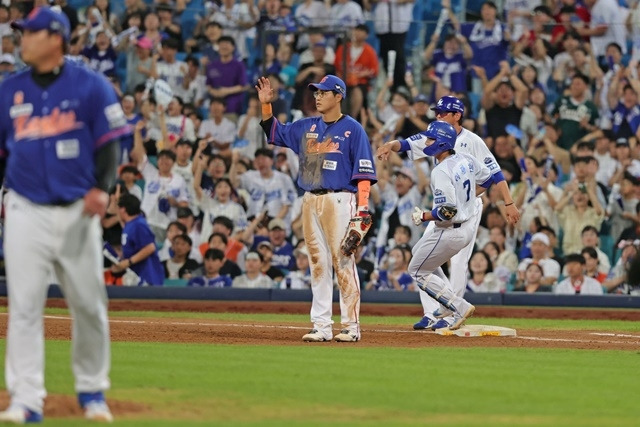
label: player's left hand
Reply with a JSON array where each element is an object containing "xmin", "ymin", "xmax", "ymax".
[
  {"xmin": 376, "ymin": 144, "xmax": 392, "ymax": 161},
  {"xmin": 340, "ymin": 211, "xmax": 372, "ymax": 257},
  {"xmin": 83, "ymin": 188, "xmax": 109, "ymax": 218},
  {"xmin": 505, "ymin": 203, "xmax": 520, "ymax": 224}
]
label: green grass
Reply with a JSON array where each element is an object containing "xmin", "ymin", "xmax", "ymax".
[
  {"xmin": 0, "ymin": 339, "xmax": 638, "ymax": 426},
  {"xmin": 1, "ymin": 309, "xmax": 640, "ymax": 426}
]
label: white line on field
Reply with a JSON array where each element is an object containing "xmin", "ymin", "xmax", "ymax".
[{"xmin": 33, "ymin": 314, "xmax": 640, "ymax": 345}]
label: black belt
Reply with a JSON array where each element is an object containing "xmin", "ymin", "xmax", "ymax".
[
  {"xmin": 453, "ymin": 223, "xmax": 461, "ymax": 229},
  {"xmin": 49, "ymin": 199, "xmax": 80, "ymax": 207},
  {"xmin": 309, "ymin": 189, "xmax": 353, "ymax": 195}
]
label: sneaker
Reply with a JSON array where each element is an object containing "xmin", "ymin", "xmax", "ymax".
[
  {"xmin": 0, "ymin": 404, "xmax": 43, "ymax": 424},
  {"xmin": 334, "ymin": 329, "xmax": 360, "ymax": 342},
  {"xmin": 302, "ymin": 329, "xmax": 332, "ymax": 342},
  {"xmin": 433, "ymin": 306, "xmax": 454, "ymax": 319},
  {"xmin": 413, "ymin": 316, "xmax": 436, "ymax": 330},
  {"xmin": 430, "ymin": 319, "xmax": 451, "ymax": 330},
  {"xmin": 449, "ymin": 304, "xmax": 475, "ymax": 331},
  {"xmin": 78, "ymin": 392, "xmax": 113, "ymax": 423}
]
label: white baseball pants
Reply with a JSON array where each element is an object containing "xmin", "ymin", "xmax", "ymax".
[
  {"xmin": 302, "ymin": 192, "xmax": 360, "ymax": 336},
  {"xmin": 3, "ymin": 191, "xmax": 111, "ymax": 413},
  {"xmin": 409, "ymin": 220, "xmax": 476, "ymax": 315}
]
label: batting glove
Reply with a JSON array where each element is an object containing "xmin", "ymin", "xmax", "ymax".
[{"xmin": 412, "ymin": 207, "xmax": 426, "ymax": 226}]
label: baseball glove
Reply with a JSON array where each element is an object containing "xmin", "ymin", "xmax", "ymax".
[
  {"xmin": 435, "ymin": 204, "xmax": 457, "ymax": 221},
  {"xmin": 340, "ymin": 211, "xmax": 373, "ymax": 257}
]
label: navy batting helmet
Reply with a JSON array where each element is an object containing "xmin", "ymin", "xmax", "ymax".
[
  {"xmin": 422, "ymin": 121, "xmax": 457, "ymax": 156},
  {"xmin": 431, "ymin": 95, "xmax": 465, "ymax": 115}
]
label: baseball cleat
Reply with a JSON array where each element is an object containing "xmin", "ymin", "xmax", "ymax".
[
  {"xmin": 302, "ymin": 329, "xmax": 332, "ymax": 342},
  {"xmin": 430, "ymin": 319, "xmax": 451, "ymax": 330},
  {"xmin": 449, "ymin": 304, "xmax": 475, "ymax": 331},
  {"xmin": 433, "ymin": 306, "xmax": 454, "ymax": 319},
  {"xmin": 413, "ymin": 316, "xmax": 436, "ymax": 330},
  {"xmin": 334, "ymin": 329, "xmax": 360, "ymax": 342},
  {"xmin": 78, "ymin": 392, "xmax": 113, "ymax": 423},
  {"xmin": 0, "ymin": 404, "xmax": 43, "ymax": 424}
]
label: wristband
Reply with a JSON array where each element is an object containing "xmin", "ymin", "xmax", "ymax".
[
  {"xmin": 261, "ymin": 103, "xmax": 273, "ymax": 117},
  {"xmin": 128, "ymin": 258, "xmax": 133, "ymax": 267}
]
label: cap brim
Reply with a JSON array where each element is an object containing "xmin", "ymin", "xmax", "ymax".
[
  {"xmin": 10, "ymin": 20, "xmax": 26, "ymax": 31},
  {"xmin": 308, "ymin": 83, "xmax": 331, "ymax": 92}
]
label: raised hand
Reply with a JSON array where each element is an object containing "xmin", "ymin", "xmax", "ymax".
[{"xmin": 255, "ymin": 76, "xmax": 274, "ymax": 104}]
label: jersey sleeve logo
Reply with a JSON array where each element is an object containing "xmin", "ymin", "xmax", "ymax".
[{"xmin": 484, "ymin": 157, "xmax": 492, "ymax": 164}]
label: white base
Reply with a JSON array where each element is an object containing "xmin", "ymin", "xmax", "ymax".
[{"xmin": 434, "ymin": 324, "xmax": 517, "ymax": 337}]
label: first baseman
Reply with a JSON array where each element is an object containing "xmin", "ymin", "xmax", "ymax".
[
  {"xmin": 0, "ymin": 7, "xmax": 129, "ymax": 423},
  {"xmin": 404, "ymin": 121, "xmax": 492, "ymax": 329},
  {"xmin": 377, "ymin": 96, "xmax": 520, "ymax": 329},
  {"xmin": 256, "ymin": 75, "xmax": 377, "ymax": 342}
]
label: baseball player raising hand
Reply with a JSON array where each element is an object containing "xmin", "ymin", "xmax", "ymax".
[
  {"xmin": 377, "ymin": 95, "xmax": 520, "ymax": 330},
  {"xmin": 256, "ymin": 75, "xmax": 377, "ymax": 342},
  {"xmin": 405, "ymin": 121, "xmax": 493, "ymax": 330},
  {"xmin": 0, "ymin": 7, "xmax": 128, "ymax": 423}
]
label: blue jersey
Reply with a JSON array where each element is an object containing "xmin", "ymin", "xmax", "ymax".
[
  {"xmin": 122, "ymin": 215, "xmax": 165, "ymax": 286},
  {"xmin": 188, "ymin": 275, "xmax": 232, "ymax": 287},
  {"xmin": 265, "ymin": 115, "xmax": 377, "ymax": 191},
  {"xmin": 0, "ymin": 61, "xmax": 130, "ymax": 204},
  {"xmin": 272, "ymin": 241, "xmax": 296, "ymax": 271}
]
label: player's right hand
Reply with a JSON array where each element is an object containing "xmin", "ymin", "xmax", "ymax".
[
  {"xmin": 83, "ymin": 188, "xmax": 109, "ymax": 218},
  {"xmin": 255, "ymin": 77, "xmax": 274, "ymax": 104},
  {"xmin": 412, "ymin": 207, "xmax": 425, "ymax": 226}
]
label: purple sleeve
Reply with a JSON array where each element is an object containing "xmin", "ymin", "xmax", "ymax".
[{"xmin": 90, "ymin": 74, "xmax": 131, "ymax": 148}]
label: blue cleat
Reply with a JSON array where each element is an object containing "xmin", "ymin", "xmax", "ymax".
[
  {"xmin": 0, "ymin": 404, "xmax": 43, "ymax": 423},
  {"xmin": 413, "ymin": 316, "xmax": 436, "ymax": 330},
  {"xmin": 431, "ymin": 319, "xmax": 451, "ymax": 330}
]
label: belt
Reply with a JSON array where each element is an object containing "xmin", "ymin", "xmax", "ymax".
[
  {"xmin": 48, "ymin": 199, "xmax": 80, "ymax": 207},
  {"xmin": 453, "ymin": 223, "xmax": 461, "ymax": 229},
  {"xmin": 309, "ymin": 189, "xmax": 353, "ymax": 195}
]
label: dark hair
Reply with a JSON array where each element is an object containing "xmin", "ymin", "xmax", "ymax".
[
  {"xmin": 580, "ymin": 246, "xmax": 599, "ymax": 261},
  {"xmin": 572, "ymin": 73, "xmax": 590, "ymax": 86},
  {"xmin": 394, "ymin": 225, "xmax": 412, "ymax": 238},
  {"xmin": 525, "ymin": 262, "xmax": 544, "ymax": 278},
  {"xmin": 564, "ymin": 253, "xmax": 586, "ymax": 265},
  {"xmin": 581, "ymin": 225, "xmax": 599, "ymax": 236},
  {"xmin": 207, "ymin": 154, "xmax": 226, "ymax": 167},
  {"xmin": 482, "ymin": 1, "xmax": 497, "ymax": 10},
  {"xmin": 172, "ymin": 233, "xmax": 193, "ymax": 247},
  {"xmin": 606, "ymin": 42, "xmax": 622, "ymax": 54},
  {"xmin": 354, "ymin": 23, "xmax": 369, "ymax": 33},
  {"xmin": 212, "ymin": 216, "xmax": 234, "ymax": 233},
  {"xmin": 204, "ymin": 248, "xmax": 225, "ymax": 261},
  {"xmin": 210, "ymin": 97, "xmax": 226, "ymax": 106},
  {"xmin": 538, "ymin": 225, "xmax": 556, "ymax": 237},
  {"xmin": 247, "ymin": 250, "xmax": 263, "ymax": 262},
  {"xmin": 208, "ymin": 231, "xmax": 228, "ymax": 245},
  {"xmin": 168, "ymin": 221, "xmax": 187, "ymax": 234},
  {"xmin": 218, "ymin": 35, "xmax": 236, "ymax": 47},
  {"xmin": 206, "ymin": 21, "xmax": 222, "ymax": 30},
  {"xmin": 157, "ymin": 149, "xmax": 177, "ymax": 162},
  {"xmin": 571, "ymin": 155, "xmax": 594, "ymax": 165},
  {"xmin": 469, "ymin": 250, "xmax": 493, "ymax": 274},
  {"xmin": 483, "ymin": 241, "xmax": 500, "ymax": 255},
  {"xmin": 576, "ymin": 141, "xmax": 595, "ymax": 152},
  {"xmin": 254, "ymin": 148, "xmax": 274, "ymax": 159},
  {"xmin": 117, "ymin": 194, "xmax": 141, "ymax": 215},
  {"xmin": 215, "ymin": 177, "xmax": 232, "ymax": 189}
]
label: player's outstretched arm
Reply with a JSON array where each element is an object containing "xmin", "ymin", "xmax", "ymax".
[
  {"xmin": 255, "ymin": 76, "xmax": 274, "ymax": 121},
  {"xmin": 376, "ymin": 140, "xmax": 402, "ymax": 161}
]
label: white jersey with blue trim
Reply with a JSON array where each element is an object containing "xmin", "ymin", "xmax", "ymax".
[
  {"xmin": 431, "ymin": 153, "xmax": 492, "ymax": 226},
  {"xmin": 404, "ymin": 127, "xmax": 501, "ymax": 181}
]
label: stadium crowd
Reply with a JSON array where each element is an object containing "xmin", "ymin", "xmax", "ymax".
[{"xmin": 1, "ymin": 0, "xmax": 640, "ymax": 295}]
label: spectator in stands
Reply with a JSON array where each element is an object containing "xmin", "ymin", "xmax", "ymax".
[
  {"xmin": 513, "ymin": 38, "xmax": 553, "ymax": 90},
  {"xmin": 142, "ymin": 11, "xmax": 165, "ymax": 49},
  {"xmin": 553, "ymin": 74, "xmax": 599, "ymax": 150},
  {"xmin": 102, "ymin": 185, "xmax": 127, "ymax": 250},
  {"xmin": 187, "ymin": 21, "xmax": 222, "ymax": 61},
  {"xmin": 481, "ymin": 61, "xmax": 527, "ymax": 141},
  {"xmin": 605, "ymin": 241, "xmax": 640, "ymax": 293},
  {"xmin": 580, "ymin": 225, "xmax": 612, "ymax": 274},
  {"xmin": 156, "ymin": 4, "xmax": 182, "ymax": 48},
  {"xmin": 366, "ymin": 247, "xmax": 415, "ymax": 291},
  {"xmin": 81, "ymin": 30, "xmax": 117, "ymax": 78},
  {"xmin": 608, "ymin": 78, "xmax": 640, "ymax": 141},
  {"xmin": 187, "ymin": 249, "xmax": 232, "ymax": 287},
  {"xmin": 607, "ymin": 172, "xmax": 640, "ymax": 244},
  {"xmin": 372, "ymin": 0, "xmax": 414, "ymax": 89},
  {"xmin": 283, "ymin": 246, "xmax": 312, "ymax": 289},
  {"xmin": 205, "ymin": 35, "xmax": 248, "ymax": 117},
  {"xmin": 393, "ymin": 94, "xmax": 431, "ymax": 139},
  {"xmin": 163, "ymin": 96, "xmax": 197, "ymax": 145},
  {"xmin": 424, "ymin": 32, "xmax": 473, "ymax": 103},
  {"xmin": 171, "ymin": 139, "xmax": 199, "ymax": 215},
  {"xmin": 210, "ymin": 0, "xmax": 258, "ymax": 61},
  {"xmin": 460, "ymin": 0, "xmax": 510, "ymax": 81},
  {"xmin": 481, "ymin": 241, "xmax": 512, "ymax": 289},
  {"xmin": 176, "ymin": 207, "xmax": 202, "ymax": 255},
  {"xmin": 555, "ymin": 177, "xmax": 605, "ymax": 255},
  {"xmin": 298, "ymin": 30, "xmax": 336, "ymax": 65},
  {"xmin": 158, "ymin": 221, "xmax": 186, "ymax": 261},
  {"xmin": 0, "ymin": 53, "xmax": 15, "ymax": 82},
  {"xmin": 181, "ymin": 55, "xmax": 207, "ymax": 108},
  {"xmin": 256, "ymin": 241, "xmax": 285, "ymax": 284},
  {"xmin": 517, "ymin": 232, "xmax": 561, "ymax": 286},
  {"xmin": 53, "ymin": 0, "xmax": 79, "ymax": 33},
  {"xmin": 466, "ymin": 250, "xmax": 503, "ymax": 293},
  {"xmin": 208, "ymin": 216, "xmax": 247, "ymax": 265},
  {"xmin": 592, "ymin": 130, "xmax": 617, "ymax": 186},
  {"xmin": 156, "ymin": 37, "xmax": 189, "ymax": 99},
  {"xmin": 118, "ymin": 164, "xmax": 143, "ymax": 201},
  {"xmin": 114, "ymin": 194, "xmax": 165, "ymax": 286},
  {"xmin": 488, "ymin": 226, "xmax": 519, "ymax": 271},
  {"xmin": 581, "ymin": 246, "xmax": 608, "ymax": 283},
  {"xmin": 329, "ymin": 0, "xmax": 364, "ymax": 29},
  {"xmin": 162, "ymin": 234, "xmax": 200, "ymax": 280},
  {"xmin": 230, "ymin": 148, "xmax": 295, "ymax": 222},
  {"xmin": 516, "ymin": 262, "xmax": 549, "ymax": 293},
  {"xmin": 232, "ymin": 251, "xmax": 275, "ymax": 288},
  {"xmin": 205, "ymin": 232, "xmax": 243, "ymax": 278},
  {"xmin": 130, "ymin": 130, "xmax": 190, "ymax": 242},
  {"xmin": 195, "ymin": 174, "xmax": 248, "ymax": 242},
  {"xmin": 295, "ymin": 0, "xmax": 330, "ymax": 31},
  {"xmin": 119, "ymin": 0, "xmax": 147, "ymax": 32},
  {"xmin": 236, "ymin": 95, "xmax": 266, "ymax": 161},
  {"xmin": 265, "ymin": 218, "xmax": 295, "ymax": 272},
  {"xmin": 584, "ymin": 0, "xmax": 627, "ymax": 59},
  {"xmin": 198, "ymin": 97, "xmax": 237, "ymax": 158},
  {"xmin": 293, "ymin": 41, "xmax": 336, "ymax": 116},
  {"xmin": 555, "ymin": 253, "xmax": 604, "ymax": 294}
]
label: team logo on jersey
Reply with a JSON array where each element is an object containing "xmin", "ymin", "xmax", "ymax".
[
  {"xmin": 434, "ymin": 189, "xmax": 443, "ymax": 196},
  {"xmin": 484, "ymin": 157, "xmax": 492, "ymax": 165},
  {"xmin": 306, "ymin": 133, "xmax": 318, "ymax": 139},
  {"xmin": 104, "ymin": 103, "xmax": 127, "ymax": 129},
  {"xmin": 306, "ymin": 137, "xmax": 341, "ymax": 154},
  {"xmin": 359, "ymin": 159, "xmax": 372, "ymax": 168},
  {"xmin": 9, "ymin": 92, "xmax": 32, "ymax": 118},
  {"xmin": 310, "ymin": 124, "xmax": 316, "ymax": 132},
  {"xmin": 344, "ymin": 131, "xmax": 351, "ymax": 138},
  {"xmin": 322, "ymin": 160, "xmax": 337, "ymax": 170},
  {"xmin": 12, "ymin": 92, "xmax": 83, "ymax": 141}
]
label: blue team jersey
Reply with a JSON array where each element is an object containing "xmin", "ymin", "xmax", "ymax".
[
  {"xmin": 265, "ymin": 115, "xmax": 377, "ymax": 192},
  {"xmin": 0, "ymin": 61, "xmax": 131, "ymax": 204},
  {"xmin": 122, "ymin": 215, "xmax": 165, "ymax": 286},
  {"xmin": 188, "ymin": 275, "xmax": 232, "ymax": 287}
]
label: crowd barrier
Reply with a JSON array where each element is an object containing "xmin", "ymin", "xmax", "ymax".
[{"xmin": 0, "ymin": 283, "xmax": 638, "ymax": 309}]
